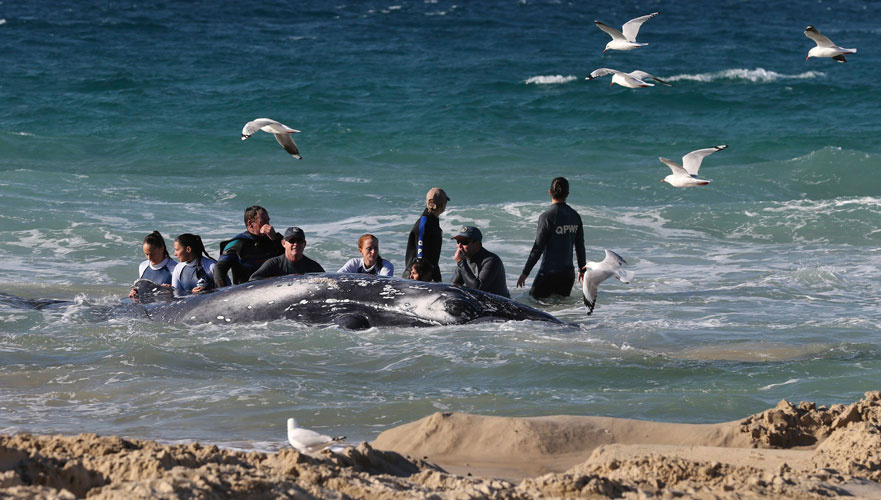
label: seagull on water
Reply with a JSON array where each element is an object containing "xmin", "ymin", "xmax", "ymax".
[
  {"xmin": 804, "ymin": 25, "xmax": 856, "ymax": 63},
  {"xmin": 287, "ymin": 418, "xmax": 345, "ymax": 454},
  {"xmin": 242, "ymin": 118, "xmax": 302, "ymax": 159},
  {"xmin": 586, "ymin": 68, "xmax": 672, "ymax": 88},
  {"xmin": 582, "ymin": 250, "xmax": 633, "ymax": 315},
  {"xmin": 594, "ymin": 12, "xmax": 658, "ymax": 53},
  {"xmin": 659, "ymin": 144, "xmax": 727, "ymax": 188}
]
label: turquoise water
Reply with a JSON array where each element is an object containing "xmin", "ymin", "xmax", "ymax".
[{"xmin": 1, "ymin": 0, "xmax": 881, "ymax": 448}]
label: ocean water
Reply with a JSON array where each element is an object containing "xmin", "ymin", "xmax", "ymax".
[{"xmin": 2, "ymin": 0, "xmax": 881, "ymax": 449}]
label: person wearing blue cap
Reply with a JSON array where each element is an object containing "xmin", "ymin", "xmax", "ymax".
[
  {"xmin": 450, "ymin": 225, "xmax": 510, "ymax": 298},
  {"xmin": 249, "ymin": 227, "xmax": 324, "ymax": 280}
]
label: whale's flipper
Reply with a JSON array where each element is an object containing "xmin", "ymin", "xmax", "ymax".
[{"xmin": 132, "ymin": 279, "xmax": 175, "ymax": 304}]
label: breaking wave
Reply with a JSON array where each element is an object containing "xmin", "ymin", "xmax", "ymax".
[{"xmin": 667, "ymin": 68, "xmax": 825, "ymax": 83}]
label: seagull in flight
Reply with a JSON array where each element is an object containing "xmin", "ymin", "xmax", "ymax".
[
  {"xmin": 804, "ymin": 25, "xmax": 856, "ymax": 63},
  {"xmin": 586, "ymin": 68, "xmax": 672, "ymax": 88},
  {"xmin": 582, "ymin": 250, "xmax": 633, "ymax": 315},
  {"xmin": 242, "ymin": 118, "xmax": 302, "ymax": 159},
  {"xmin": 594, "ymin": 12, "xmax": 659, "ymax": 52},
  {"xmin": 659, "ymin": 144, "xmax": 727, "ymax": 188},
  {"xmin": 287, "ymin": 418, "xmax": 345, "ymax": 455}
]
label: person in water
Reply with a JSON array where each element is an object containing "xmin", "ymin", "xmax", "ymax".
[
  {"xmin": 402, "ymin": 187, "xmax": 449, "ymax": 282},
  {"xmin": 249, "ymin": 227, "xmax": 324, "ymax": 280},
  {"xmin": 171, "ymin": 233, "xmax": 217, "ymax": 296},
  {"xmin": 128, "ymin": 230, "xmax": 177, "ymax": 299},
  {"xmin": 451, "ymin": 225, "xmax": 510, "ymax": 297},
  {"xmin": 337, "ymin": 234, "xmax": 394, "ymax": 276},
  {"xmin": 516, "ymin": 177, "xmax": 586, "ymax": 299},
  {"xmin": 213, "ymin": 206, "xmax": 284, "ymax": 287},
  {"xmin": 407, "ymin": 258, "xmax": 433, "ymax": 282}
]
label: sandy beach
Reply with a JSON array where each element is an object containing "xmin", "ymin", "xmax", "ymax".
[{"xmin": 2, "ymin": 391, "xmax": 880, "ymax": 499}]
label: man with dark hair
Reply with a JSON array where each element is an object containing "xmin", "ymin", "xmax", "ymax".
[
  {"xmin": 516, "ymin": 177, "xmax": 586, "ymax": 299},
  {"xmin": 213, "ymin": 206, "xmax": 284, "ymax": 287},
  {"xmin": 249, "ymin": 227, "xmax": 324, "ymax": 280}
]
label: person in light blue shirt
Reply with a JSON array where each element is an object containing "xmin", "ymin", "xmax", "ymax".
[
  {"xmin": 338, "ymin": 234, "xmax": 394, "ymax": 276},
  {"xmin": 128, "ymin": 231, "xmax": 177, "ymax": 300},
  {"xmin": 171, "ymin": 233, "xmax": 217, "ymax": 296}
]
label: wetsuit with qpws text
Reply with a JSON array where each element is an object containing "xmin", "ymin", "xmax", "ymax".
[
  {"xmin": 521, "ymin": 202, "xmax": 586, "ymax": 298},
  {"xmin": 403, "ymin": 209, "xmax": 442, "ymax": 282},
  {"xmin": 213, "ymin": 231, "xmax": 284, "ymax": 287}
]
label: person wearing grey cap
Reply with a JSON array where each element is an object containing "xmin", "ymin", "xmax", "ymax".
[
  {"xmin": 402, "ymin": 187, "xmax": 449, "ymax": 282},
  {"xmin": 450, "ymin": 226, "xmax": 510, "ymax": 298},
  {"xmin": 249, "ymin": 227, "xmax": 324, "ymax": 281}
]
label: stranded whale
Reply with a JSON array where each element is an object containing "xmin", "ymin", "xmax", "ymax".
[{"xmin": 136, "ymin": 273, "xmax": 561, "ymax": 329}]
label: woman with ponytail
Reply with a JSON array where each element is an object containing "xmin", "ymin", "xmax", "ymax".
[
  {"xmin": 516, "ymin": 177, "xmax": 586, "ymax": 299},
  {"xmin": 128, "ymin": 231, "xmax": 177, "ymax": 299},
  {"xmin": 171, "ymin": 233, "xmax": 217, "ymax": 296}
]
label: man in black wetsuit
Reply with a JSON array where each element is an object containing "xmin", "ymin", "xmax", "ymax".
[
  {"xmin": 213, "ymin": 206, "xmax": 284, "ymax": 287},
  {"xmin": 516, "ymin": 177, "xmax": 586, "ymax": 299},
  {"xmin": 249, "ymin": 227, "xmax": 324, "ymax": 280},
  {"xmin": 451, "ymin": 226, "xmax": 510, "ymax": 298},
  {"xmin": 402, "ymin": 187, "xmax": 449, "ymax": 282}
]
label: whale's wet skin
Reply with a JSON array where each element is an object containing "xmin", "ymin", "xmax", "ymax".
[{"xmin": 138, "ymin": 274, "xmax": 561, "ymax": 329}]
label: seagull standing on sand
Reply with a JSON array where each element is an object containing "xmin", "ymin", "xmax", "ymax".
[
  {"xmin": 582, "ymin": 250, "xmax": 633, "ymax": 315},
  {"xmin": 241, "ymin": 118, "xmax": 303, "ymax": 159},
  {"xmin": 659, "ymin": 145, "xmax": 728, "ymax": 188},
  {"xmin": 586, "ymin": 68, "xmax": 672, "ymax": 88},
  {"xmin": 594, "ymin": 12, "xmax": 659, "ymax": 52},
  {"xmin": 804, "ymin": 25, "xmax": 856, "ymax": 63},
  {"xmin": 287, "ymin": 418, "xmax": 345, "ymax": 454}
]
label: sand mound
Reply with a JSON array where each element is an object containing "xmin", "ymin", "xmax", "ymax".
[
  {"xmin": 740, "ymin": 390, "xmax": 881, "ymax": 448},
  {"xmin": 3, "ymin": 392, "xmax": 881, "ymax": 499}
]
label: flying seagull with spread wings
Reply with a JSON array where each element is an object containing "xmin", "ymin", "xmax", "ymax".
[
  {"xmin": 594, "ymin": 12, "xmax": 659, "ymax": 52},
  {"xmin": 242, "ymin": 118, "xmax": 302, "ymax": 159}
]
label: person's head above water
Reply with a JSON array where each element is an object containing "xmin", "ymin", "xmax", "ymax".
[
  {"xmin": 174, "ymin": 233, "xmax": 212, "ymax": 264},
  {"xmin": 425, "ymin": 187, "xmax": 450, "ymax": 215},
  {"xmin": 282, "ymin": 226, "xmax": 306, "ymax": 262},
  {"xmin": 244, "ymin": 206, "xmax": 273, "ymax": 236},
  {"xmin": 452, "ymin": 225, "xmax": 483, "ymax": 258},
  {"xmin": 358, "ymin": 234, "xmax": 381, "ymax": 268},
  {"xmin": 408, "ymin": 258, "xmax": 433, "ymax": 281},
  {"xmin": 550, "ymin": 177, "xmax": 569, "ymax": 202},
  {"xmin": 142, "ymin": 230, "xmax": 170, "ymax": 265}
]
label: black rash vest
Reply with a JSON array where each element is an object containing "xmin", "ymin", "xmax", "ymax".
[{"xmin": 521, "ymin": 202, "xmax": 586, "ymax": 276}]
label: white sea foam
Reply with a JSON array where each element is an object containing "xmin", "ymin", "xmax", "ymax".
[
  {"xmin": 525, "ymin": 75, "xmax": 577, "ymax": 85},
  {"xmin": 0, "ymin": 19, "xmax": 6, "ymax": 26},
  {"xmin": 666, "ymin": 68, "xmax": 825, "ymax": 83}
]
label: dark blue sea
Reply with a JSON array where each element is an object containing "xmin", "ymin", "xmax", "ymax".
[{"xmin": 2, "ymin": 0, "xmax": 880, "ymax": 449}]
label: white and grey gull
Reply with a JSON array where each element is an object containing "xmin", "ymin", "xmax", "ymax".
[
  {"xmin": 594, "ymin": 12, "xmax": 659, "ymax": 52},
  {"xmin": 586, "ymin": 68, "xmax": 672, "ymax": 88},
  {"xmin": 241, "ymin": 118, "xmax": 302, "ymax": 159},
  {"xmin": 582, "ymin": 250, "xmax": 633, "ymax": 315},
  {"xmin": 287, "ymin": 417, "xmax": 346, "ymax": 455},
  {"xmin": 658, "ymin": 144, "xmax": 727, "ymax": 188},
  {"xmin": 804, "ymin": 25, "xmax": 856, "ymax": 63}
]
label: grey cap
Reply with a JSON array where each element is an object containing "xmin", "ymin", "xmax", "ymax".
[
  {"xmin": 283, "ymin": 226, "xmax": 306, "ymax": 242},
  {"xmin": 451, "ymin": 225, "xmax": 482, "ymax": 243}
]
